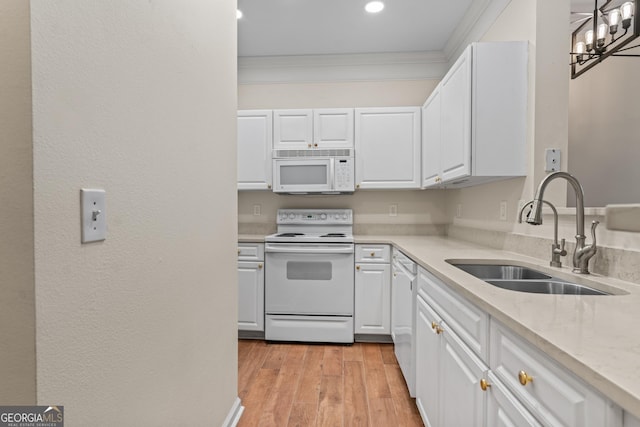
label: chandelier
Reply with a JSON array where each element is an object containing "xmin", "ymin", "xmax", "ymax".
[{"xmin": 570, "ymin": 0, "xmax": 640, "ymax": 79}]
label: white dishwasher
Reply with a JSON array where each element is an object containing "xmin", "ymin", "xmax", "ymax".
[{"xmin": 391, "ymin": 248, "xmax": 418, "ymax": 397}]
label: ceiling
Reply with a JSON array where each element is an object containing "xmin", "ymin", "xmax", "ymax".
[{"xmin": 237, "ymin": 0, "xmax": 474, "ymax": 57}]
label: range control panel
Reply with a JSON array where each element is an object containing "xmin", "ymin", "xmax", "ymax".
[{"xmin": 276, "ymin": 209, "xmax": 353, "ymax": 225}]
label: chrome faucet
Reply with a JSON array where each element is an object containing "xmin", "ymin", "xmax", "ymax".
[
  {"xmin": 525, "ymin": 171, "xmax": 598, "ymax": 274},
  {"xmin": 519, "ymin": 199, "xmax": 567, "ymax": 267}
]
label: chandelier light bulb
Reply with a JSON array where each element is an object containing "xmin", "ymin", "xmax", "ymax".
[
  {"xmin": 575, "ymin": 41, "xmax": 586, "ymax": 62},
  {"xmin": 609, "ymin": 9, "xmax": 621, "ymax": 34},
  {"xmin": 597, "ymin": 23, "xmax": 608, "ymax": 47},
  {"xmin": 585, "ymin": 29, "xmax": 595, "ymax": 51},
  {"xmin": 236, "ymin": 9, "xmax": 243, "ymax": 19},
  {"xmin": 621, "ymin": 1, "xmax": 634, "ymax": 29}
]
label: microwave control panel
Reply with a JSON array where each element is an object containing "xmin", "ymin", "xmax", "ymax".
[{"xmin": 334, "ymin": 158, "xmax": 355, "ymax": 191}]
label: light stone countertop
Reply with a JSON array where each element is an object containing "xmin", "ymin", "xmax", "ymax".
[{"xmin": 238, "ymin": 233, "xmax": 640, "ymax": 418}]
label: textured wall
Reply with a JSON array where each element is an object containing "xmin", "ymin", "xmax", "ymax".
[
  {"xmin": 30, "ymin": 1, "xmax": 238, "ymax": 425},
  {"xmin": 0, "ymin": 0, "xmax": 36, "ymax": 404}
]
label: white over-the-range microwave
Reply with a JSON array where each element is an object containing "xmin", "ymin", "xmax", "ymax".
[{"xmin": 272, "ymin": 149, "xmax": 355, "ymax": 194}]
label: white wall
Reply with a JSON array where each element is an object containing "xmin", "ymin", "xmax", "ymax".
[
  {"xmin": 238, "ymin": 80, "xmax": 449, "ymax": 230},
  {"xmin": 0, "ymin": 0, "xmax": 36, "ymax": 404},
  {"xmin": 568, "ymin": 58, "xmax": 640, "ymax": 207},
  {"xmin": 30, "ymin": 1, "xmax": 238, "ymax": 425}
]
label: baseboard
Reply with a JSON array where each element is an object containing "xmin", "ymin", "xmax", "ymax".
[
  {"xmin": 221, "ymin": 397, "xmax": 244, "ymax": 427},
  {"xmin": 354, "ymin": 334, "xmax": 393, "ymax": 343},
  {"xmin": 238, "ymin": 330, "xmax": 265, "ymax": 340}
]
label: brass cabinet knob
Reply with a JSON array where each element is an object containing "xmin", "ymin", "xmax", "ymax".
[
  {"xmin": 308, "ymin": 143, "xmax": 312, "ymax": 148},
  {"xmin": 356, "ymin": 184, "xmax": 360, "ymax": 189},
  {"xmin": 258, "ymin": 263, "xmax": 263, "ymax": 269},
  {"xmin": 518, "ymin": 370, "xmax": 533, "ymax": 386},
  {"xmin": 314, "ymin": 143, "xmax": 318, "ymax": 147},
  {"xmin": 431, "ymin": 321, "xmax": 443, "ymax": 334},
  {"xmin": 237, "ymin": 249, "xmax": 241, "ymax": 255},
  {"xmin": 356, "ymin": 265, "xmax": 360, "ymax": 271},
  {"xmin": 370, "ymin": 252, "xmax": 375, "ymax": 257},
  {"xmin": 267, "ymin": 184, "xmax": 272, "ymax": 189},
  {"xmin": 480, "ymin": 379, "xmax": 491, "ymax": 391}
]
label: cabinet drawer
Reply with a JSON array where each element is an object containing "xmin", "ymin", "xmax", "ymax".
[
  {"xmin": 417, "ymin": 267, "xmax": 488, "ymax": 361},
  {"xmin": 490, "ymin": 320, "xmax": 622, "ymax": 427},
  {"xmin": 237, "ymin": 243, "xmax": 264, "ymax": 261},
  {"xmin": 355, "ymin": 244, "xmax": 390, "ymax": 263}
]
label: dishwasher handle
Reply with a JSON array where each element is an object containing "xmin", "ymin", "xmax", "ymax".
[{"xmin": 265, "ymin": 243, "xmax": 354, "ymax": 254}]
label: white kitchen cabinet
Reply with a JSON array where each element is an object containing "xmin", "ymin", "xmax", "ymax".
[
  {"xmin": 490, "ymin": 319, "xmax": 623, "ymax": 427},
  {"xmin": 237, "ymin": 243, "xmax": 264, "ymax": 332},
  {"xmin": 485, "ymin": 371, "xmax": 542, "ymax": 427},
  {"xmin": 415, "ymin": 294, "xmax": 442, "ymax": 427},
  {"xmin": 416, "ymin": 265, "xmax": 488, "ymax": 427},
  {"xmin": 421, "ymin": 87, "xmax": 441, "ymax": 188},
  {"xmin": 313, "ymin": 108, "xmax": 354, "ymax": 148},
  {"xmin": 237, "ymin": 110, "xmax": 272, "ymax": 190},
  {"xmin": 274, "ymin": 108, "xmax": 354, "ymax": 150},
  {"xmin": 422, "ymin": 41, "xmax": 528, "ymax": 188},
  {"xmin": 354, "ymin": 244, "xmax": 391, "ymax": 335},
  {"xmin": 355, "ymin": 107, "xmax": 421, "ymax": 189}
]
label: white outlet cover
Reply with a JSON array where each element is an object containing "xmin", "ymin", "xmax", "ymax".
[
  {"xmin": 499, "ymin": 201, "xmax": 508, "ymax": 221},
  {"xmin": 81, "ymin": 189, "xmax": 106, "ymax": 243},
  {"xmin": 545, "ymin": 148, "xmax": 561, "ymax": 172},
  {"xmin": 389, "ymin": 204, "xmax": 397, "ymax": 217}
]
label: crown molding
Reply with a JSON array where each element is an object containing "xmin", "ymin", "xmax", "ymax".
[{"xmin": 238, "ymin": 52, "xmax": 448, "ymax": 84}]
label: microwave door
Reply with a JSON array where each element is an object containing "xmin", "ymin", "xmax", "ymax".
[{"xmin": 274, "ymin": 159, "xmax": 332, "ymax": 193}]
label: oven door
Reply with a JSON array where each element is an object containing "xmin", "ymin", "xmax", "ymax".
[
  {"xmin": 272, "ymin": 158, "xmax": 333, "ymax": 193},
  {"xmin": 265, "ymin": 243, "xmax": 354, "ymax": 315}
]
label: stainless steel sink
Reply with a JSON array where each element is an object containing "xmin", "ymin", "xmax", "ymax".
[
  {"xmin": 485, "ymin": 279, "xmax": 609, "ymax": 295},
  {"xmin": 448, "ymin": 261, "xmax": 613, "ymax": 296},
  {"xmin": 453, "ymin": 264, "xmax": 552, "ymax": 280}
]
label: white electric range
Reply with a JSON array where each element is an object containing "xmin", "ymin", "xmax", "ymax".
[{"xmin": 264, "ymin": 209, "xmax": 354, "ymax": 343}]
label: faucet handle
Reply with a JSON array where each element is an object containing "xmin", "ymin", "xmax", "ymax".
[
  {"xmin": 558, "ymin": 238, "xmax": 567, "ymax": 256},
  {"xmin": 590, "ymin": 221, "xmax": 599, "ymax": 245}
]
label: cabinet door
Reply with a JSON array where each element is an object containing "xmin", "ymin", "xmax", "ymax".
[
  {"xmin": 355, "ymin": 107, "xmax": 421, "ymax": 189},
  {"xmin": 354, "ymin": 263, "xmax": 391, "ymax": 334},
  {"xmin": 421, "ymin": 86, "xmax": 442, "ymax": 188},
  {"xmin": 238, "ymin": 261, "xmax": 264, "ymax": 331},
  {"xmin": 237, "ymin": 110, "xmax": 273, "ymax": 190},
  {"xmin": 415, "ymin": 296, "xmax": 441, "ymax": 427},
  {"xmin": 273, "ymin": 109, "xmax": 313, "ymax": 149},
  {"xmin": 439, "ymin": 320, "xmax": 487, "ymax": 427},
  {"xmin": 440, "ymin": 46, "xmax": 472, "ymax": 183},
  {"xmin": 313, "ymin": 108, "xmax": 354, "ymax": 148},
  {"xmin": 485, "ymin": 372, "xmax": 542, "ymax": 427}
]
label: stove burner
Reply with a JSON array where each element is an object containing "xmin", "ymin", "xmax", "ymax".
[
  {"xmin": 320, "ymin": 233, "xmax": 346, "ymax": 238},
  {"xmin": 276, "ymin": 233, "xmax": 305, "ymax": 237}
]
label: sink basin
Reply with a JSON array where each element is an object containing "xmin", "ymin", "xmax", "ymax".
[
  {"xmin": 453, "ymin": 264, "xmax": 552, "ymax": 280},
  {"xmin": 485, "ymin": 279, "xmax": 609, "ymax": 296},
  {"xmin": 448, "ymin": 261, "xmax": 613, "ymax": 296}
]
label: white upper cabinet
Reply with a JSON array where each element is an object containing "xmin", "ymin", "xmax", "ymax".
[
  {"xmin": 422, "ymin": 41, "xmax": 528, "ymax": 188},
  {"xmin": 274, "ymin": 108, "xmax": 354, "ymax": 150},
  {"xmin": 313, "ymin": 108, "xmax": 354, "ymax": 148},
  {"xmin": 273, "ymin": 109, "xmax": 314, "ymax": 149},
  {"xmin": 237, "ymin": 110, "xmax": 273, "ymax": 190},
  {"xmin": 355, "ymin": 107, "xmax": 421, "ymax": 189},
  {"xmin": 421, "ymin": 87, "xmax": 442, "ymax": 188}
]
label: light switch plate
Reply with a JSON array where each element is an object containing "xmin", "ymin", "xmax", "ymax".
[{"xmin": 81, "ymin": 189, "xmax": 106, "ymax": 243}]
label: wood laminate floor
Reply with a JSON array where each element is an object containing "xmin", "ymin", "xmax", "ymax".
[{"xmin": 238, "ymin": 340, "xmax": 424, "ymax": 427}]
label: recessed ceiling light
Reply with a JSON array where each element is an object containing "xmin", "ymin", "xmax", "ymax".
[
  {"xmin": 365, "ymin": 1, "xmax": 384, "ymax": 14},
  {"xmin": 236, "ymin": 9, "xmax": 243, "ymax": 20}
]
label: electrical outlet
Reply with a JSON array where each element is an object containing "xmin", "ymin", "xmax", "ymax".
[
  {"xmin": 253, "ymin": 204, "xmax": 261, "ymax": 216},
  {"xmin": 499, "ymin": 201, "xmax": 508, "ymax": 221},
  {"xmin": 545, "ymin": 148, "xmax": 561, "ymax": 172},
  {"xmin": 456, "ymin": 204, "xmax": 462, "ymax": 218},
  {"xmin": 389, "ymin": 204, "xmax": 397, "ymax": 217}
]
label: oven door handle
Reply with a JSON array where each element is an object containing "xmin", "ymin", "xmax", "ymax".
[{"xmin": 265, "ymin": 243, "xmax": 354, "ymax": 254}]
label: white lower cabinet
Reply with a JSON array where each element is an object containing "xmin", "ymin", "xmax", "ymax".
[
  {"xmin": 625, "ymin": 412, "xmax": 640, "ymax": 427},
  {"xmin": 237, "ymin": 243, "xmax": 264, "ymax": 332},
  {"xmin": 485, "ymin": 371, "xmax": 541, "ymax": 427},
  {"xmin": 414, "ymin": 264, "xmax": 623, "ymax": 427},
  {"xmin": 354, "ymin": 244, "xmax": 391, "ymax": 335},
  {"xmin": 354, "ymin": 262, "xmax": 390, "ymax": 334}
]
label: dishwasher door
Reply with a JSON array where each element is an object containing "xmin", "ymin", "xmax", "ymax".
[{"xmin": 392, "ymin": 251, "xmax": 417, "ymax": 397}]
